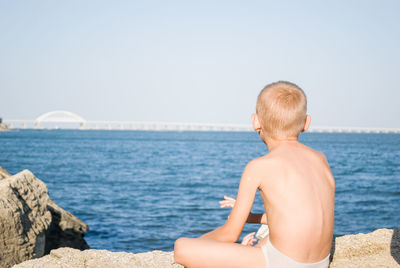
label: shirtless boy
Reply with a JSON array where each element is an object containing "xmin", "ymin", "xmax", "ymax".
[{"xmin": 174, "ymin": 81, "xmax": 335, "ymax": 268}]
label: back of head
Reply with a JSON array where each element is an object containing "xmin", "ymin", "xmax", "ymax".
[{"xmin": 256, "ymin": 81, "xmax": 307, "ymax": 139}]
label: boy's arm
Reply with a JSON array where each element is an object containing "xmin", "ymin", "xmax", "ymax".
[
  {"xmin": 201, "ymin": 160, "xmax": 261, "ymax": 242},
  {"xmin": 219, "ymin": 196, "xmax": 267, "ymax": 224}
]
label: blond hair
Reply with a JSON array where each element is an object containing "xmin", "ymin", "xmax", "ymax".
[{"xmin": 256, "ymin": 81, "xmax": 307, "ymax": 138}]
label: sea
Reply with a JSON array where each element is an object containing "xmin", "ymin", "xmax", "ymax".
[{"xmin": 0, "ymin": 130, "xmax": 399, "ymax": 253}]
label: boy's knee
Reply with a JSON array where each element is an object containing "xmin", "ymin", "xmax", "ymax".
[{"xmin": 174, "ymin": 237, "xmax": 190, "ymax": 264}]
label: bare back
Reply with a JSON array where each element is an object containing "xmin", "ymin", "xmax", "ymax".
[{"xmin": 258, "ymin": 142, "xmax": 335, "ymax": 262}]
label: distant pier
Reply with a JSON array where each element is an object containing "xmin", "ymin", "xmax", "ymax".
[{"xmin": 3, "ymin": 110, "xmax": 400, "ymax": 134}]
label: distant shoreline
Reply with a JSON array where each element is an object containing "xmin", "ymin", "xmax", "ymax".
[{"xmin": 2, "ymin": 126, "xmax": 400, "ymax": 134}]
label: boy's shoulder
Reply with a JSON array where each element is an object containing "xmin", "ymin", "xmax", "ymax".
[
  {"xmin": 246, "ymin": 145, "xmax": 329, "ymax": 172},
  {"xmin": 301, "ymin": 144, "xmax": 328, "ymax": 160},
  {"xmin": 300, "ymin": 145, "xmax": 329, "ymax": 164},
  {"xmin": 247, "ymin": 155, "xmax": 272, "ymax": 167},
  {"xmin": 243, "ymin": 155, "xmax": 277, "ymax": 176},
  {"xmin": 275, "ymin": 143, "xmax": 328, "ymax": 161}
]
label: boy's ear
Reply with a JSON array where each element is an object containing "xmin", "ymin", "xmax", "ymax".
[
  {"xmin": 251, "ymin": 113, "xmax": 262, "ymax": 133},
  {"xmin": 302, "ymin": 115, "xmax": 311, "ymax": 132}
]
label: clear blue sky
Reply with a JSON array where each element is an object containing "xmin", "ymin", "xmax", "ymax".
[{"xmin": 1, "ymin": 1, "xmax": 399, "ymax": 128}]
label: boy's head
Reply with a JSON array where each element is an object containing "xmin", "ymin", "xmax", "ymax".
[{"xmin": 253, "ymin": 81, "xmax": 309, "ymax": 139}]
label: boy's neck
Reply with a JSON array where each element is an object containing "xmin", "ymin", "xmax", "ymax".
[{"xmin": 264, "ymin": 136, "xmax": 299, "ymax": 152}]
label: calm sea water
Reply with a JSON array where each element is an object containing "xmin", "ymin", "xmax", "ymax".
[{"xmin": 0, "ymin": 130, "xmax": 399, "ymax": 253}]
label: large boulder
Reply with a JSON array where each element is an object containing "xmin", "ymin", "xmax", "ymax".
[
  {"xmin": 0, "ymin": 168, "xmax": 89, "ymax": 268},
  {"xmin": 13, "ymin": 228, "xmax": 400, "ymax": 268},
  {"xmin": 44, "ymin": 200, "xmax": 89, "ymax": 253},
  {"xmin": 0, "ymin": 169, "xmax": 51, "ymax": 267}
]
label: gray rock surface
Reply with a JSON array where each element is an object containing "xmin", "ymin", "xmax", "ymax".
[
  {"xmin": 0, "ymin": 166, "xmax": 11, "ymax": 179},
  {"xmin": 0, "ymin": 168, "xmax": 89, "ymax": 268},
  {"xmin": 0, "ymin": 169, "xmax": 52, "ymax": 267},
  {"xmin": 45, "ymin": 200, "xmax": 89, "ymax": 253},
  {"xmin": 330, "ymin": 228, "xmax": 400, "ymax": 267},
  {"xmin": 13, "ymin": 248, "xmax": 183, "ymax": 268},
  {"xmin": 14, "ymin": 228, "xmax": 400, "ymax": 268}
]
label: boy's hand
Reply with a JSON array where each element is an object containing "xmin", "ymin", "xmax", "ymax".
[
  {"xmin": 241, "ymin": 232, "xmax": 257, "ymax": 246},
  {"xmin": 219, "ymin": 196, "xmax": 236, "ymax": 208}
]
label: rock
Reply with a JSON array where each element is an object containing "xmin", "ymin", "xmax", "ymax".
[
  {"xmin": 0, "ymin": 168, "xmax": 89, "ymax": 268},
  {"xmin": 13, "ymin": 248, "xmax": 183, "ymax": 268},
  {"xmin": 0, "ymin": 166, "xmax": 11, "ymax": 179},
  {"xmin": 0, "ymin": 169, "xmax": 52, "ymax": 267},
  {"xmin": 45, "ymin": 200, "xmax": 89, "ymax": 253},
  {"xmin": 330, "ymin": 228, "xmax": 400, "ymax": 267},
  {"xmin": 13, "ymin": 228, "xmax": 400, "ymax": 268}
]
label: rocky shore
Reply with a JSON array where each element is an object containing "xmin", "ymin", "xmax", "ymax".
[
  {"xmin": 330, "ymin": 228, "xmax": 399, "ymax": 267},
  {"xmin": 1, "ymin": 167, "xmax": 399, "ymax": 267},
  {"xmin": 12, "ymin": 228, "xmax": 400, "ymax": 268}
]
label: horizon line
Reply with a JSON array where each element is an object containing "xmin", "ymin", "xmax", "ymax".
[{"xmin": 3, "ymin": 119, "xmax": 400, "ymax": 134}]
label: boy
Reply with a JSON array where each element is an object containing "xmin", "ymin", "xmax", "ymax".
[{"xmin": 174, "ymin": 81, "xmax": 335, "ymax": 268}]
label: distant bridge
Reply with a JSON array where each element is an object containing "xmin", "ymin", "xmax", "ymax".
[
  {"xmin": 3, "ymin": 110, "xmax": 400, "ymax": 134},
  {"xmin": 34, "ymin": 110, "xmax": 87, "ymax": 129}
]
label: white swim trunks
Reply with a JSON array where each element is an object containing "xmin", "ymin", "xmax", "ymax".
[{"xmin": 261, "ymin": 238, "xmax": 330, "ymax": 268}]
